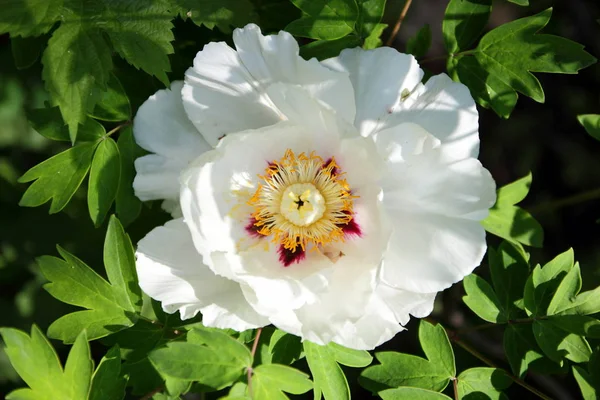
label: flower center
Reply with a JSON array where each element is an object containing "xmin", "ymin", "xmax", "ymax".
[{"xmin": 248, "ymin": 149, "xmax": 356, "ymax": 254}]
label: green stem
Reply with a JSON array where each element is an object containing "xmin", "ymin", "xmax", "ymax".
[
  {"xmin": 247, "ymin": 327, "xmax": 263, "ymax": 398},
  {"xmin": 106, "ymin": 121, "xmax": 131, "ymax": 137},
  {"xmin": 528, "ymin": 188, "xmax": 600, "ymax": 214}
]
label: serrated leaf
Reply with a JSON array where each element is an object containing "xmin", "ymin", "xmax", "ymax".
[
  {"xmin": 88, "ymin": 138, "xmax": 121, "ymax": 226},
  {"xmin": 533, "ymin": 320, "xmax": 591, "ymax": 364},
  {"xmin": 1, "ymin": 327, "xmax": 92, "ymax": 400},
  {"xmin": 0, "ymin": 0, "xmax": 62, "ymax": 37},
  {"xmin": 286, "ymin": 0, "xmax": 359, "ymax": 40},
  {"xmin": 360, "ymin": 321, "xmax": 454, "ymax": 393},
  {"xmin": 304, "ymin": 341, "xmax": 349, "ymax": 400},
  {"xmin": 115, "ymin": 126, "xmax": 142, "ymax": 226},
  {"xmin": 328, "ymin": 342, "xmax": 372, "ymax": 367},
  {"xmin": 253, "ymin": 364, "xmax": 313, "ymax": 399},
  {"xmin": 488, "ymin": 241, "xmax": 530, "ymax": 319},
  {"xmin": 379, "ymin": 387, "xmax": 453, "ymax": 400},
  {"xmin": 42, "ymin": 22, "xmax": 113, "ymax": 142},
  {"xmin": 28, "ymin": 107, "xmax": 106, "ymax": 142},
  {"xmin": 89, "ymin": 346, "xmax": 127, "ymax": 400},
  {"xmin": 481, "ymin": 173, "xmax": 544, "ymax": 247},
  {"xmin": 463, "ymin": 274, "xmax": 508, "ymax": 323},
  {"xmin": 173, "ymin": 0, "xmax": 258, "ymax": 31},
  {"xmin": 465, "ymin": 8, "xmax": 596, "ymax": 116},
  {"xmin": 18, "ymin": 141, "xmax": 98, "ymax": 213},
  {"xmin": 90, "ymin": 74, "xmax": 131, "ymax": 122},
  {"xmin": 301, "ymin": 35, "xmax": 362, "ymax": 61},
  {"xmin": 406, "ymin": 24, "xmax": 432, "ymax": 58},
  {"xmin": 578, "ymin": 114, "xmax": 600, "ymax": 141},
  {"xmin": 457, "ymin": 368, "xmax": 512, "ymax": 400},
  {"xmin": 39, "ymin": 217, "xmax": 140, "ymax": 343},
  {"xmin": 11, "ymin": 35, "xmax": 46, "ymax": 70},
  {"xmin": 443, "ymin": 0, "xmax": 492, "ymax": 53}
]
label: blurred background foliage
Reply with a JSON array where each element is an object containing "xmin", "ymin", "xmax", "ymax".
[{"xmin": 0, "ymin": 0, "xmax": 599, "ymax": 398}]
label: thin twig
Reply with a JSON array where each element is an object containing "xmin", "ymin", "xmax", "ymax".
[
  {"xmin": 528, "ymin": 187, "xmax": 600, "ymax": 214},
  {"xmin": 452, "ymin": 377, "xmax": 459, "ymax": 400},
  {"xmin": 140, "ymin": 386, "xmax": 164, "ymax": 400},
  {"xmin": 247, "ymin": 327, "xmax": 263, "ymax": 397},
  {"xmin": 385, "ymin": 0, "xmax": 413, "ymax": 46},
  {"xmin": 106, "ymin": 121, "xmax": 132, "ymax": 137}
]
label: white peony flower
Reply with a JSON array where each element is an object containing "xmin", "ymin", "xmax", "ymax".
[{"xmin": 133, "ymin": 24, "xmax": 496, "ymax": 350}]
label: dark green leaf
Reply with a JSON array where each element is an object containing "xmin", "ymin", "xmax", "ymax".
[
  {"xmin": 488, "ymin": 241, "xmax": 530, "ymax": 319},
  {"xmin": 304, "ymin": 341, "xmax": 349, "ymax": 400},
  {"xmin": 90, "ymin": 74, "xmax": 131, "ymax": 122},
  {"xmin": 547, "ymin": 315, "xmax": 600, "ymax": 339},
  {"xmin": 481, "ymin": 173, "xmax": 544, "ymax": 247},
  {"xmin": 443, "ymin": 0, "xmax": 492, "ymax": 53},
  {"xmin": 173, "ymin": 0, "xmax": 258, "ymax": 31},
  {"xmin": 18, "ymin": 141, "xmax": 98, "ymax": 213},
  {"xmin": 406, "ymin": 24, "xmax": 432, "ymax": 58},
  {"xmin": 533, "ymin": 320, "xmax": 591, "ymax": 364},
  {"xmin": 115, "ymin": 126, "xmax": 142, "ymax": 226},
  {"xmin": 89, "ymin": 346, "xmax": 127, "ymax": 400},
  {"xmin": 573, "ymin": 365, "xmax": 596, "ymax": 400},
  {"xmin": 88, "ymin": 138, "xmax": 121, "ymax": 226},
  {"xmin": 379, "ymin": 387, "xmax": 453, "ymax": 400},
  {"xmin": 0, "ymin": 0, "xmax": 61, "ymax": 37},
  {"xmin": 286, "ymin": 0, "xmax": 359, "ymax": 40},
  {"xmin": 300, "ymin": 35, "xmax": 362, "ymax": 60},
  {"xmin": 356, "ymin": 0, "xmax": 386, "ymax": 38},
  {"xmin": 11, "ymin": 35, "xmax": 47, "ymax": 69},
  {"xmin": 577, "ymin": 114, "xmax": 600, "ymax": 141},
  {"xmin": 463, "ymin": 273, "xmax": 508, "ymax": 323},
  {"xmin": 457, "ymin": 368, "xmax": 512, "ymax": 400},
  {"xmin": 28, "ymin": 107, "xmax": 106, "ymax": 142},
  {"xmin": 269, "ymin": 329, "xmax": 304, "ymax": 365},
  {"xmin": 253, "ymin": 364, "xmax": 313, "ymax": 399}
]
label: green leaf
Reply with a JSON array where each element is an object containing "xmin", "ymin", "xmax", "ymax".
[
  {"xmin": 577, "ymin": 114, "xmax": 600, "ymax": 141},
  {"xmin": 149, "ymin": 328, "xmax": 249, "ymax": 389},
  {"xmin": 507, "ymin": 0, "xmax": 529, "ymax": 5},
  {"xmin": 503, "ymin": 324, "xmax": 564, "ymax": 378},
  {"xmin": 42, "ymin": 22, "xmax": 113, "ymax": 142},
  {"xmin": 286, "ymin": 0, "xmax": 360, "ymax": 40},
  {"xmin": 406, "ymin": 24, "xmax": 432, "ymax": 58},
  {"xmin": 328, "ymin": 342, "xmax": 372, "ymax": 367},
  {"xmin": 300, "ymin": 35, "xmax": 362, "ymax": 61},
  {"xmin": 555, "ymin": 286, "xmax": 600, "ymax": 316},
  {"xmin": 304, "ymin": 341, "xmax": 350, "ymax": 400},
  {"xmin": 547, "ymin": 315, "xmax": 600, "ymax": 339},
  {"xmin": 463, "ymin": 274, "xmax": 508, "ymax": 323},
  {"xmin": 28, "ymin": 107, "xmax": 106, "ymax": 142},
  {"xmin": 547, "ymin": 263, "xmax": 581, "ymax": 315},
  {"xmin": 379, "ymin": 387, "xmax": 453, "ymax": 400},
  {"xmin": 39, "ymin": 217, "xmax": 140, "ymax": 343},
  {"xmin": 360, "ymin": 321, "xmax": 454, "ymax": 393},
  {"xmin": 488, "ymin": 241, "xmax": 530, "ymax": 319},
  {"xmin": 1, "ymin": 327, "xmax": 92, "ymax": 400},
  {"xmin": 89, "ymin": 74, "xmax": 131, "ymax": 122},
  {"xmin": 115, "ymin": 126, "xmax": 142, "ymax": 226},
  {"xmin": 0, "ymin": 0, "xmax": 61, "ymax": 37},
  {"xmin": 442, "ymin": 0, "xmax": 492, "ymax": 53},
  {"xmin": 355, "ymin": 0, "xmax": 386, "ymax": 38},
  {"xmin": 89, "ymin": 346, "xmax": 127, "ymax": 400},
  {"xmin": 457, "ymin": 368, "xmax": 512, "ymax": 399},
  {"xmin": 11, "ymin": 35, "xmax": 47, "ymax": 69},
  {"xmin": 463, "ymin": 8, "xmax": 596, "ymax": 117},
  {"xmin": 268, "ymin": 329, "xmax": 304, "ymax": 365},
  {"xmin": 88, "ymin": 138, "xmax": 121, "ymax": 226},
  {"xmin": 253, "ymin": 364, "xmax": 313, "ymax": 399},
  {"xmin": 363, "ymin": 22, "xmax": 387, "ymax": 49},
  {"xmin": 18, "ymin": 141, "xmax": 98, "ymax": 213},
  {"xmin": 481, "ymin": 173, "xmax": 544, "ymax": 247},
  {"xmin": 173, "ymin": 0, "xmax": 258, "ymax": 31},
  {"xmin": 573, "ymin": 365, "xmax": 596, "ymax": 400},
  {"xmin": 533, "ymin": 320, "xmax": 591, "ymax": 364}
]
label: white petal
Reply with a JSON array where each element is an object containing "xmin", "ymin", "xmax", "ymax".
[
  {"xmin": 376, "ymin": 284, "xmax": 437, "ymax": 325},
  {"xmin": 322, "ymin": 47, "xmax": 423, "ymax": 137},
  {"xmin": 133, "ymin": 81, "xmax": 211, "ymax": 205},
  {"xmin": 182, "ymin": 24, "xmax": 355, "ymax": 146},
  {"xmin": 136, "ymin": 218, "xmax": 268, "ymax": 330}
]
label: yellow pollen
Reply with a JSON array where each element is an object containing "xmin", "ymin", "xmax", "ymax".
[{"xmin": 248, "ymin": 149, "xmax": 357, "ymax": 253}]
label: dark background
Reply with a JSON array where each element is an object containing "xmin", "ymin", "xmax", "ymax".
[{"xmin": 0, "ymin": 0, "xmax": 599, "ymax": 398}]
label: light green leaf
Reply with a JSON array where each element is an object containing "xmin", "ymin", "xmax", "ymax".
[
  {"xmin": 379, "ymin": 387, "xmax": 453, "ymax": 400},
  {"xmin": 115, "ymin": 126, "xmax": 142, "ymax": 227},
  {"xmin": 88, "ymin": 138, "xmax": 121, "ymax": 226},
  {"xmin": 443, "ymin": 0, "xmax": 492, "ymax": 53},
  {"xmin": 252, "ymin": 364, "xmax": 313, "ymax": 399},
  {"xmin": 90, "ymin": 74, "xmax": 131, "ymax": 122},
  {"xmin": 406, "ymin": 24, "xmax": 432, "ymax": 58},
  {"xmin": 577, "ymin": 114, "xmax": 600, "ymax": 141},
  {"xmin": 28, "ymin": 107, "xmax": 106, "ymax": 142},
  {"xmin": 463, "ymin": 274, "xmax": 508, "ymax": 323},
  {"xmin": 573, "ymin": 366, "xmax": 596, "ymax": 400},
  {"xmin": 488, "ymin": 241, "xmax": 530, "ymax": 319},
  {"xmin": 328, "ymin": 342, "xmax": 372, "ymax": 367},
  {"xmin": 507, "ymin": 0, "xmax": 529, "ymax": 5},
  {"xmin": 173, "ymin": 0, "xmax": 258, "ymax": 31},
  {"xmin": 89, "ymin": 346, "xmax": 127, "ymax": 400},
  {"xmin": 42, "ymin": 22, "xmax": 113, "ymax": 142},
  {"xmin": 356, "ymin": 0, "xmax": 386, "ymax": 38},
  {"xmin": 457, "ymin": 368, "xmax": 512, "ymax": 399},
  {"xmin": 1, "ymin": 327, "xmax": 92, "ymax": 400},
  {"xmin": 286, "ymin": 0, "xmax": 359, "ymax": 40},
  {"xmin": 533, "ymin": 320, "xmax": 591, "ymax": 364},
  {"xmin": 39, "ymin": 217, "xmax": 140, "ymax": 343},
  {"xmin": 304, "ymin": 341, "xmax": 350, "ymax": 400},
  {"xmin": 556, "ymin": 286, "xmax": 600, "ymax": 316},
  {"xmin": 360, "ymin": 321, "xmax": 454, "ymax": 393},
  {"xmin": 187, "ymin": 328, "xmax": 252, "ymax": 366},
  {"xmin": 547, "ymin": 263, "xmax": 581, "ymax": 315},
  {"xmin": 363, "ymin": 22, "xmax": 387, "ymax": 49},
  {"xmin": 481, "ymin": 173, "xmax": 544, "ymax": 247},
  {"xmin": 300, "ymin": 35, "xmax": 362, "ymax": 61},
  {"xmin": 18, "ymin": 141, "xmax": 98, "ymax": 213},
  {"xmin": 0, "ymin": 0, "xmax": 61, "ymax": 37}
]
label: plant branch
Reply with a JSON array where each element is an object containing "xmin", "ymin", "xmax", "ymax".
[
  {"xmin": 452, "ymin": 377, "xmax": 459, "ymax": 400},
  {"xmin": 385, "ymin": 0, "xmax": 413, "ymax": 46},
  {"xmin": 247, "ymin": 327, "xmax": 263, "ymax": 397},
  {"xmin": 453, "ymin": 317, "xmax": 546, "ymax": 336},
  {"xmin": 106, "ymin": 121, "xmax": 132, "ymax": 137},
  {"xmin": 528, "ymin": 187, "xmax": 600, "ymax": 214}
]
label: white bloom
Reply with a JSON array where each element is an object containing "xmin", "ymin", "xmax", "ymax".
[{"xmin": 133, "ymin": 24, "xmax": 496, "ymax": 350}]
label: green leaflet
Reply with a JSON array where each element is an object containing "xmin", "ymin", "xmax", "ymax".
[
  {"xmin": 1, "ymin": 328, "xmax": 92, "ymax": 400},
  {"xmin": 573, "ymin": 349, "xmax": 600, "ymax": 400},
  {"xmin": 89, "ymin": 346, "xmax": 127, "ymax": 400},
  {"xmin": 462, "ymin": 274, "xmax": 508, "ymax": 323},
  {"xmin": 38, "ymin": 216, "xmax": 141, "ymax": 343},
  {"xmin": 115, "ymin": 126, "xmax": 142, "ymax": 227},
  {"xmin": 27, "ymin": 107, "xmax": 105, "ymax": 143},
  {"xmin": 173, "ymin": 0, "xmax": 258, "ymax": 31},
  {"xmin": 0, "ymin": 0, "xmax": 62, "ymax": 37},
  {"xmin": 252, "ymin": 364, "xmax": 313, "ymax": 399},
  {"xmin": 481, "ymin": 173, "xmax": 544, "ymax": 247},
  {"xmin": 304, "ymin": 341, "xmax": 350, "ymax": 400},
  {"xmin": 456, "ymin": 368, "xmax": 512, "ymax": 400},
  {"xmin": 89, "ymin": 74, "xmax": 131, "ymax": 122},
  {"xmin": 406, "ymin": 24, "xmax": 432, "ymax": 58},
  {"xmin": 488, "ymin": 241, "xmax": 530, "ymax": 319},
  {"xmin": 578, "ymin": 114, "xmax": 600, "ymax": 141},
  {"xmin": 379, "ymin": 387, "xmax": 452, "ymax": 400},
  {"xmin": 88, "ymin": 138, "xmax": 121, "ymax": 226},
  {"xmin": 286, "ymin": 0, "xmax": 359, "ymax": 40},
  {"xmin": 442, "ymin": 0, "xmax": 492, "ymax": 53},
  {"xmin": 360, "ymin": 321, "xmax": 455, "ymax": 393},
  {"xmin": 355, "ymin": 0, "xmax": 386, "ymax": 39}
]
